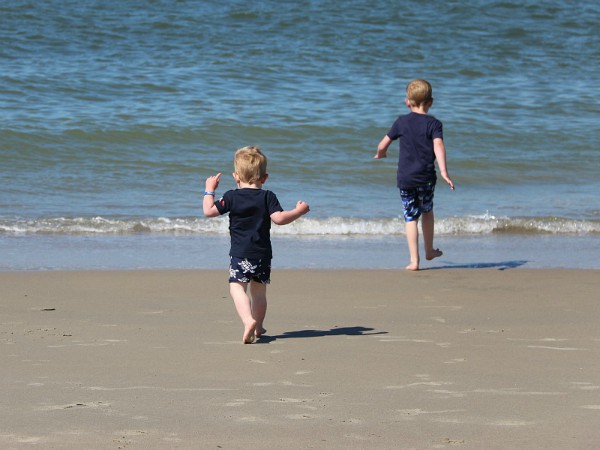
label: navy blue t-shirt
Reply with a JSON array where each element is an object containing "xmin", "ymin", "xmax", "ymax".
[
  {"xmin": 386, "ymin": 112, "xmax": 443, "ymax": 188},
  {"xmin": 214, "ymin": 188, "xmax": 283, "ymax": 259}
]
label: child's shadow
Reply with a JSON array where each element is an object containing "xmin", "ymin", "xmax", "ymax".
[
  {"xmin": 257, "ymin": 326, "xmax": 387, "ymax": 343},
  {"xmin": 427, "ymin": 260, "xmax": 528, "ymax": 270}
]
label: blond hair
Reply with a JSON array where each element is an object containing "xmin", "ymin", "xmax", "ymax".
[
  {"xmin": 406, "ymin": 79, "xmax": 433, "ymax": 107},
  {"xmin": 234, "ymin": 145, "xmax": 267, "ymax": 183}
]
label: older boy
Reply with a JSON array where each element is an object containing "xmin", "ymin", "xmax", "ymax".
[
  {"xmin": 203, "ymin": 146, "xmax": 309, "ymax": 343},
  {"xmin": 375, "ymin": 79, "xmax": 454, "ymax": 271}
]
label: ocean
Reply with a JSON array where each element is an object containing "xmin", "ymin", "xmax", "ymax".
[{"xmin": 1, "ymin": 0, "xmax": 599, "ymax": 270}]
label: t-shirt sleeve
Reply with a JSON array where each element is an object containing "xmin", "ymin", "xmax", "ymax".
[
  {"xmin": 214, "ymin": 190, "xmax": 231, "ymax": 215},
  {"xmin": 386, "ymin": 118, "xmax": 401, "ymax": 140},
  {"xmin": 432, "ymin": 119, "xmax": 443, "ymax": 140},
  {"xmin": 266, "ymin": 191, "xmax": 283, "ymax": 214}
]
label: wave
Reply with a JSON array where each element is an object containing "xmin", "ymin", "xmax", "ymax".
[{"xmin": 1, "ymin": 214, "xmax": 599, "ymax": 236}]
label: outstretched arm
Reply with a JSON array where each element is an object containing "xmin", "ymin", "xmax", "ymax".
[
  {"xmin": 433, "ymin": 138, "xmax": 454, "ymax": 190},
  {"xmin": 203, "ymin": 173, "xmax": 222, "ymax": 217},
  {"xmin": 271, "ymin": 201, "xmax": 310, "ymax": 225},
  {"xmin": 374, "ymin": 135, "xmax": 392, "ymax": 159}
]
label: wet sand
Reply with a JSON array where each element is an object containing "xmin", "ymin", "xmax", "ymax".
[{"xmin": 1, "ymin": 269, "xmax": 599, "ymax": 449}]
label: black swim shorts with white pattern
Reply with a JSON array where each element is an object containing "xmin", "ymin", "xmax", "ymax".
[{"xmin": 228, "ymin": 256, "xmax": 271, "ymax": 284}]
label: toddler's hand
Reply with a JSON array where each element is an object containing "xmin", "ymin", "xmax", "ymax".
[
  {"xmin": 296, "ymin": 200, "xmax": 310, "ymax": 215},
  {"xmin": 441, "ymin": 173, "xmax": 455, "ymax": 190},
  {"xmin": 373, "ymin": 150, "xmax": 387, "ymax": 159},
  {"xmin": 205, "ymin": 173, "xmax": 221, "ymax": 192}
]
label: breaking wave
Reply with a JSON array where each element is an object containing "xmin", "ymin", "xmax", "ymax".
[{"xmin": 1, "ymin": 214, "xmax": 598, "ymax": 236}]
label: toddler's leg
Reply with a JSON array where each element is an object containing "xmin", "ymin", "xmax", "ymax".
[
  {"xmin": 229, "ymin": 282, "xmax": 257, "ymax": 344},
  {"xmin": 422, "ymin": 210, "xmax": 443, "ymax": 261},
  {"xmin": 405, "ymin": 220, "xmax": 420, "ymax": 271},
  {"xmin": 250, "ymin": 281, "xmax": 267, "ymax": 337}
]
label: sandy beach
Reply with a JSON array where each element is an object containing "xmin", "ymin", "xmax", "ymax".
[{"xmin": 1, "ymin": 269, "xmax": 599, "ymax": 449}]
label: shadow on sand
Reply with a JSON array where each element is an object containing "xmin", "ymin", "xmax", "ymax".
[
  {"xmin": 426, "ymin": 260, "xmax": 528, "ymax": 271},
  {"xmin": 257, "ymin": 326, "xmax": 387, "ymax": 344}
]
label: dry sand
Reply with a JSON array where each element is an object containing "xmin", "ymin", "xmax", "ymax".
[{"xmin": 1, "ymin": 269, "xmax": 599, "ymax": 449}]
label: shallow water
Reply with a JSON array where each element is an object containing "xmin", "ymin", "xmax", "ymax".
[{"xmin": 1, "ymin": 0, "xmax": 599, "ymax": 270}]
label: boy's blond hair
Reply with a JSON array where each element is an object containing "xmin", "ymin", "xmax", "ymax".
[
  {"xmin": 406, "ymin": 79, "xmax": 433, "ymax": 107},
  {"xmin": 234, "ymin": 145, "xmax": 267, "ymax": 184}
]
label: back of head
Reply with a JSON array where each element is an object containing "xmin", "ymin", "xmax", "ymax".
[
  {"xmin": 234, "ymin": 145, "xmax": 268, "ymax": 184},
  {"xmin": 406, "ymin": 79, "xmax": 433, "ymax": 107}
]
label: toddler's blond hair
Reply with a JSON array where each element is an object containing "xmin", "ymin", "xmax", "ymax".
[
  {"xmin": 406, "ymin": 79, "xmax": 433, "ymax": 107},
  {"xmin": 234, "ymin": 145, "xmax": 267, "ymax": 184}
]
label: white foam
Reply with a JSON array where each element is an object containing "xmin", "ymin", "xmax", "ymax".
[{"xmin": 0, "ymin": 214, "xmax": 598, "ymax": 236}]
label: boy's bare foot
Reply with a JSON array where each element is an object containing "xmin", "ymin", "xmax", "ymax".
[
  {"xmin": 405, "ymin": 262, "xmax": 419, "ymax": 271},
  {"xmin": 243, "ymin": 320, "xmax": 257, "ymax": 344},
  {"xmin": 425, "ymin": 249, "xmax": 443, "ymax": 261},
  {"xmin": 255, "ymin": 327, "xmax": 267, "ymax": 338}
]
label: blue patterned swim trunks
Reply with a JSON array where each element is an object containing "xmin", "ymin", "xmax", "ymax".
[
  {"xmin": 399, "ymin": 183, "xmax": 436, "ymax": 222},
  {"xmin": 228, "ymin": 256, "xmax": 271, "ymax": 284}
]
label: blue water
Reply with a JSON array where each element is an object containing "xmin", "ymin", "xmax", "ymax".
[{"xmin": 1, "ymin": 0, "xmax": 599, "ymax": 270}]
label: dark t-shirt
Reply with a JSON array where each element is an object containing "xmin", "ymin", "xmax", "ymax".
[
  {"xmin": 214, "ymin": 188, "xmax": 283, "ymax": 259},
  {"xmin": 386, "ymin": 112, "xmax": 443, "ymax": 188}
]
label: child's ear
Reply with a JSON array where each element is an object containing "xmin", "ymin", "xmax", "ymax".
[
  {"xmin": 262, "ymin": 174, "xmax": 269, "ymax": 183},
  {"xmin": 405, "ymin": 98, "xmax": 411, "ymax": 108},
  {"xmin": 232, "ymin": 172, "xmax": 240, "ymax": 183}
]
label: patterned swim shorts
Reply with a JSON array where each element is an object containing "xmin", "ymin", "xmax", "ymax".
[
  {"xmin": 399, "ymin": 183, "xmax": 436, "ymax": 222},
  {"xmin": 228, "ymin": 256, "xmax": 271, "ymax": 284}
]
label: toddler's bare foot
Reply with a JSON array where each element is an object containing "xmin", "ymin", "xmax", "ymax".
[
  {"xmin": 426, "ymin": 248, "xmax": 443, "ymax": 261},
  {"xmin": 405, "ymin": 262, "xmax": 419, "ymax": 271},
  {"xmin": 255, "ymin": 327, "xmax": 267, "ymax": 338},
  {"xmin": 243, "ymin": 320, "xmax": 257, "ymax": 344}
]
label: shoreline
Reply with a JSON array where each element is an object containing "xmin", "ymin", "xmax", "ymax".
[
  {"xmin": 2, "ymin": 234, "xmax": 599, "ymax": 271},
  {"xmin": 2, "ymin": 268, "xmax": 599, "ymax": 448}
]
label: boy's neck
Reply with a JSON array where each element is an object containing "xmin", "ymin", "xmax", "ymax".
[
  {"xmin": 409, "ymin": 105, "xmax": 429, "ymax": 114},
  {"xmin": 238, "ymin": 181, "xmax": 263, "ymax": 189},
  {"xmin": 406, "ymin": 98, "xmax": 432, "ymax": 115}
]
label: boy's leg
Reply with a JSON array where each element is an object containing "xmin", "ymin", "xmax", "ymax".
[
  {"xmin": 249, "ymin": 281, "xmax": 267, "ymax": 337},
  {"xmin": 422, "ymin": 210, "xmax": 443, "ymax": 260},
  {"xmin": 229, "ymin": 282, "xmax": 257, "ymax": 344},
  {"xmin": 405, "ymin": 219, "xmax": 420, "ymax": 271},
  {"xmin": 400, "ymin": 187, "xmax": 421, "ymax": 271}
]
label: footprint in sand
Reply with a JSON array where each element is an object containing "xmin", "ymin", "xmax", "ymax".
[{"xmin": 36, "ymin": 401, "xmax": 109, "ymax": 411}]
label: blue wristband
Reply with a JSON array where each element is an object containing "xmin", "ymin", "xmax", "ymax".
[{"xmin": 204, "ymin": 191, "xmax": 215, "ymax": 196}]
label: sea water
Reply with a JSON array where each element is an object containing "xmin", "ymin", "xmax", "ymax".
[{"xmin": 1, "ymin": 0, "xmax": 599, "ymax": 270}]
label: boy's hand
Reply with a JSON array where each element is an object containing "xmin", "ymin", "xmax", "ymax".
[
  {"xmin": 296, "ymin": 200, "xmax": 310, "ymax": 215},
  {"xmin": 441, "ymin": 172, "xmax": 455, "ymax": 190},
  {"xmin": 205, "ymin": 173, "xmax": 221, "ymax": 192},
  {"xmin": 373, "ymin": 149, "xmax": 387, "ymax": 159},
  {"xmin": 374, "ymin": 136, "xmax": 392, "ymax": 159}
]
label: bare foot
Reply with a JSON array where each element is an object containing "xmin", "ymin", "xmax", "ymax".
[
  {"xmin": 425, "ymin": 248, "xmax": 443, "ymax": 261},
  {"xmin": 243, "ymin": 320, "xmax": 257, "ymax": 344},
  {"xmin": 255, "ymin": 327, "xmax": 267, "ymax": 338},
  {"xmin": 405, "ymin": 262, "xmax": 419, "ymax": 271}
]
